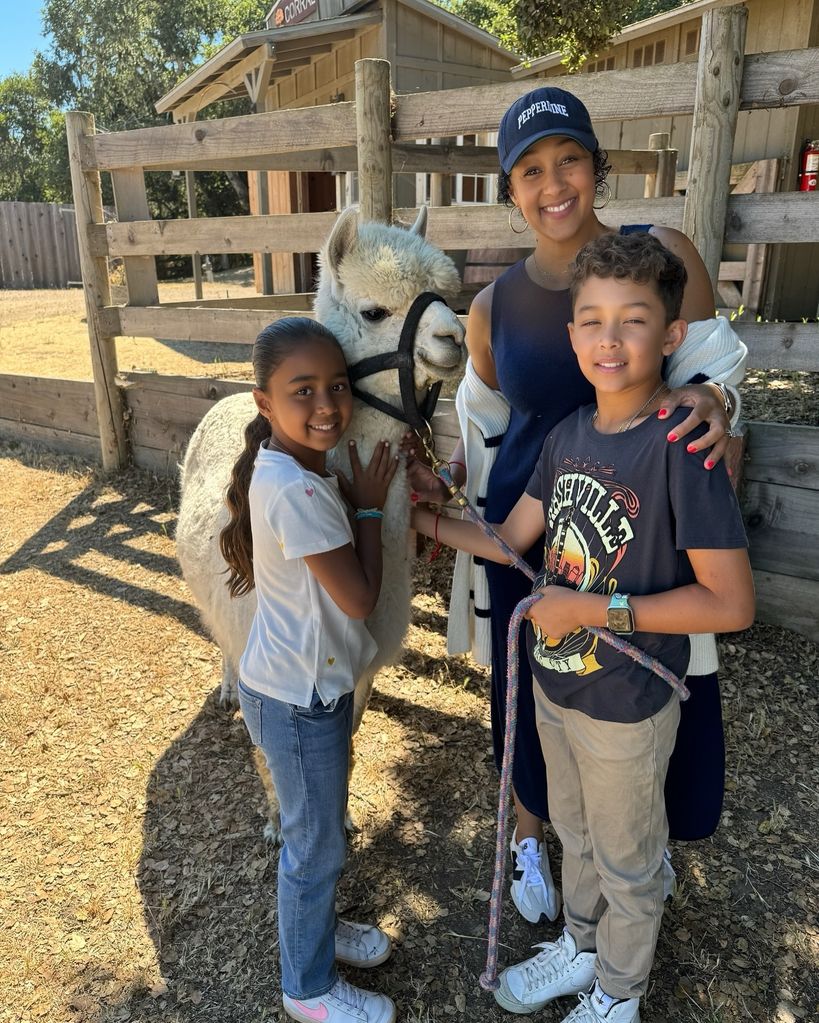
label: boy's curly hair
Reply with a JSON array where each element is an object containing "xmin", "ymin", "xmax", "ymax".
[{"xmin": 569, "ymin": 232, "xmax": 688, "ymax": 323}]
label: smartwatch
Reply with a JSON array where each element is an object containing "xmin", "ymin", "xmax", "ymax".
[{"xmin": 606, "ymin": 593, "xmax": 635, "ymax": 635}]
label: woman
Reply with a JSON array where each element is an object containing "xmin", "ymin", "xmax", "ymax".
[{"xmin": 409, "ymin": 86, "xmax": 746, "ymax": 925}]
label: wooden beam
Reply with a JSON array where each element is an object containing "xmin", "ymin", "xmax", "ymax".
[
  {"xmin": 745, "ymin": 422, "xmax": 819, "ymax": 490},
  {"xmin": 85, "ymin": 102, "xmax": 357, "ymax": 172},
  {"xmin": 110, "ymin": 168, "xmax": 160, "ymax": 306},
  {"xmin": 116, "ymin": 305, "xmax": 316, "ymax": 343},
  {"xmin": 742, "ymin": 479, "xmax": 819, "ymax": 582},
  {"xmin": 355, "ymin": 59, "xmax": 392, "ymax": 224},
  {"xmin": 65, "ymin": 111, "xmax": 129, "ymax": 471},
  {"xmin": 683, "ymin": 5, "xmax": 748, "ymax": 289},
  {"xmin": 751, "ymin": 569, "xmax": 819, "ymax": 643}
]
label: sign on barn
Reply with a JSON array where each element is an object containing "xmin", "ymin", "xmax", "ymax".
[{"xmin": 270, "ymin": 0, "xmax": 318, "ymax": 28}]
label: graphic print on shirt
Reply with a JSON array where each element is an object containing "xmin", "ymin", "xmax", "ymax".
[{"xmin": 532, "ymin": 455, "xmax": 640, "ymax": 675}]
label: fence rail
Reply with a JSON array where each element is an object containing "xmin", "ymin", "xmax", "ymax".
[{"xmin": 0, "ymin": 202, "xmax": 81, "ymax": 289}]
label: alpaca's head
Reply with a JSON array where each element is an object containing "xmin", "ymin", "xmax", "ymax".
[{"xmin": 314, "ymin": 208, "xmax": 466, "ymax": 403}]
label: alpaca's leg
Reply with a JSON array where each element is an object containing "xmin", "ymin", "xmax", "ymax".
[
  {"xmin": 219, "ymin": 653, "xmax": 239, "ymax": 707},
  {"xmin": 253, "ymin": 746, "xmax": 284, "ymax": 845}
]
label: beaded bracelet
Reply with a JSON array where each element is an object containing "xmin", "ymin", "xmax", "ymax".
[{"xmin": 355, "ymin": 507, "xmax": 384, "ymax": 521}]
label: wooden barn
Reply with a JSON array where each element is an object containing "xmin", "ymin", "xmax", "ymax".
[
  {"xmin": 517, "ymin": 0, "xmax": 819, "ymax": 320},
  {"xmin": 155, "ymin": 0, "xmax": 519, "ymax": 295}
]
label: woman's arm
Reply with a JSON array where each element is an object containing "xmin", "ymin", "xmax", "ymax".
[
  {"xmin": 412, "ymin": 492, "xmax": 545, "ymax": 564},
  {"xmin": 465, "ymin": 282, "xmax": 499, "ymax": 389},
  {"xmin": 525, "ymin": 548, "xmax": 755, "ymax": 640}
]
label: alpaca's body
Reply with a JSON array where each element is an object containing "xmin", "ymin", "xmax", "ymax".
[{"xmin": 177, "ymin": 208, "xmax": 465, "ymax": 836}]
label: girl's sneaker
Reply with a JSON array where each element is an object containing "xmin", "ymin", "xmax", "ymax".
[
  {"xmin": 494, "ymin": 928, "xmax": 596, "ymax": 1013},
  {"xmin": 283, "ymin": 978, "xmax": 396, "ymax": 1023},
  {"xmin": 510, "ymin": 829, "xmax": 562, "ymax": 924},
  {"xmin": 335, "ymin": 919, "xmax": 393, "ymax": 968}
]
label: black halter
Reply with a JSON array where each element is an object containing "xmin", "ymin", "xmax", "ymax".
[{"xmin": 346, "ymin": 291, "xmax": 448, "ymax": 437}]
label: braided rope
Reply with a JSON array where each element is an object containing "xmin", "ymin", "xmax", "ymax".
[{"xmin": 426, "ymin": 459, "xmax": 689, "ymax": 992}]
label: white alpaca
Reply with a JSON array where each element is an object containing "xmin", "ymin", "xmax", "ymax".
[{"xmin": 177, "ymin": 207, "xmax": 465, "ymax": 836}]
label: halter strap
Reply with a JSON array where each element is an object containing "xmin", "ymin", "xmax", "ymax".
[{"xmin": 347, "ymin": 291, "xmax": 448, "ymax": 434}]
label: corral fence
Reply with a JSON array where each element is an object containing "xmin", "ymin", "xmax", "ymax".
[
  {"xmin": 0, "ymin": 201, "xmax": 82, "ymax": 289},
  {"xmin": 1, "ymin": 5, "xmax": 817, "ymax": 640}
]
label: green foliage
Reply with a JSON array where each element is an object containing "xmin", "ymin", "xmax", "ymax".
[
  {"xmin": 447, "ymin": 0, "xmax": 695, "ymax": 69},
  {"xmin": 0, "ymin": 72, "xmax": 70, "ymax": 201}
]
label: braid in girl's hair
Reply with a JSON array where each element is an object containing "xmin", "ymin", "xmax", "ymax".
[{"xmin": 219, "ymin": 317, "xmax": 345, "ymax": 597}]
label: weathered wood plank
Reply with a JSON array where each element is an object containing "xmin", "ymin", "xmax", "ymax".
[
  {"xmin": 94, "ymin": 193, "xmax": 819, "ymax": 262},
  {"xmin": 752, "ymin": 569, "xmax": 819, "ymax": 643},
  {"xmin": 356, "ymin": 59, "xmax": 393, "ymax": 225},
  {"xmin": 741, "ymin": 479, "xmax": 819, "ymax": 582},
  {"xmin": 744, "ymin": 422, "xmax": 819, "ymax": 490},
  {"xmin": 0, "ymin": 374, "xmax": 98, "ymax": 436},
  {"xmin": 159, "ymin": 293, "xmax": 314, "ymax": 311},
  {"xmin": 739, "ymin": 322, "xmax": 819, "ymax": 372},
  {"xmin": 0, "ymin": 418, "xmax": 101, "ymax": 460},
  {"xmin": 111, "ymin": 167, "xmax": 159, "ymax": 306},
  {"xmin": 117, "ymin": 306, "xmax": 314, "ymax": 342},
  {"xmin": 120, "ymin": 372, "xmax": 251, "ymax": 400}
]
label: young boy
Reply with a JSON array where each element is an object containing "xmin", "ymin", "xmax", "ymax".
[{"xmin": 412, "ymin": 232, "xmax": 754, "ymax": 1023}]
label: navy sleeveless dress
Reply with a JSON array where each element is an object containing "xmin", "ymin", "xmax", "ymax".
[{"xmin": 484, "ymin": 237, "xmax": 725, "ymax": 841}]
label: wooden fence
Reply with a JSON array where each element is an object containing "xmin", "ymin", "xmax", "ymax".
[
  {"xmin": 1, "ymin": 4, "xmax": 817, "ymax": 639},
  {"xmin": 0, "ymin": 202, "xmax": 82, "ymax": 288}
]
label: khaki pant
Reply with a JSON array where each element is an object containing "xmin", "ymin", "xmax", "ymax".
[{"xmin": 534, "ymin": 686, "xmax": 681, "ymax": 1000}]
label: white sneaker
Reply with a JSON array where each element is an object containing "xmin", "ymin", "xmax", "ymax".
[
  {"xmin": 561, "ymin": 985, "xmax": 640, "ymax": 1022},
  {"xmin": 510, "ymin": 829, "xmax": 562, "ymax": 924},
  {"xmin": 494, "ymin": 928, "xmax": 597, "ymax": 1014},
  {"xmin": 283, "ymin": 978, "xmax": 396, "ymax": 1023},
  {"xmin": 335, "ymin": 919, "xmax": 393, "ymax": 968},
  {"xmin": 662, "ymin": 847, "xmax": 677, "ymax": 901}
]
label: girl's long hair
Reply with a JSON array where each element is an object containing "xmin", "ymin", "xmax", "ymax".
[{"xmin": 219, "ymin": 317, "xmax": 344, "ymax": 598}]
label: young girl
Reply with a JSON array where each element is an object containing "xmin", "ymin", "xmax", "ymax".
[{"xmin": 220, "ymin": 318, "xmax": 399, "ymax": 1023}]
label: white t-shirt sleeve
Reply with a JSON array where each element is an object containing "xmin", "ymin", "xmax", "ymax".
[{"xmin": 266, "ymin": 476, "xmax": 352, "ymax": 560}]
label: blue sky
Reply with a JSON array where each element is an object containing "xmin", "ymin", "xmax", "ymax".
[{"xmin": 0, "ymin": 4, "xmax": 47, "ymax": 78}]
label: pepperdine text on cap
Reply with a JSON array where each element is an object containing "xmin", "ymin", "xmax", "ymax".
[{"xmin": 498, "ymin": 87, "xmax": 598, "ymax": 174}]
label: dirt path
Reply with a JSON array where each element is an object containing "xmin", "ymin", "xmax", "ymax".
[{"xmin": 1, "ymin": 443, "xmax": 817, "ymax": 1023}]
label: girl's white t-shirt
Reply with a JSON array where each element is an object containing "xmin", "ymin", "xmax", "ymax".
[{"xmin": 239, "ymin": 444, "xmax": 378, "ymax": 707}]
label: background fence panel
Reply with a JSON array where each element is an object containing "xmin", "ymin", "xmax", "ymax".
[{"xmin": 0, "ymin": 203, "xmax": 81, "ymax": 288}]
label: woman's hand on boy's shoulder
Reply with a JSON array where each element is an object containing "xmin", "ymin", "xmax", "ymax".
[{"xmin": 658, "ymin": 385, "xmax": 732, "ymax": 472}]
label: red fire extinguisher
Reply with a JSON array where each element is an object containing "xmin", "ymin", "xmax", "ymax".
[{"xmin": 797, "ymin": 139, "xmax": 819, "ymax": 191}]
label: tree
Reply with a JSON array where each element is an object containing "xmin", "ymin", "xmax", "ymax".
[
  {"xmin": 0, "ymin": 72, "xmax": 70, "ymax": 202},
  {"xmin": 447, "ymin": 0, "xmax": 695, "ymax": 69}
]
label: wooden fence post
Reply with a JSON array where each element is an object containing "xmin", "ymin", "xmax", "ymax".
[
  {"xmin": 355, "ymin": 59, "xmax": 393, "ymax": 223},
  {"xmin": 644, "ymin": 132, "xmax": 677, "ymax": 198},
  {"xmin": 65, "ymin": 111, "xmax": 129, "ymax": 471},
  {"xmin": 683, "ymin": 4, "xmax": 749, "ymax": 289}
]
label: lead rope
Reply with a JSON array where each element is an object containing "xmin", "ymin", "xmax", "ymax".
[{"xmin": 417, "ymin": 441, "xmax": 689, "ymax": 992}]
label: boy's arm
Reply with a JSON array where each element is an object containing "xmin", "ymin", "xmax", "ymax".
[
  {"xmin": 527, "ymin": 548, "xmax": 755, "ymax": 639},
  {"xmin": 412, "ymin": 492, "xmax": 545, "ymax": 564}
]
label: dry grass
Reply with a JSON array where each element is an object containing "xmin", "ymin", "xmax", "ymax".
[{"xmin": 1, "ymin": 443, "xmax": 817, "ymax": 1023}]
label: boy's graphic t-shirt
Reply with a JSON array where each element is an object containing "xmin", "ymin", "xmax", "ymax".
[{"xmin": 524, "ymin": 406, "xmax": 748, "ymax": 723}]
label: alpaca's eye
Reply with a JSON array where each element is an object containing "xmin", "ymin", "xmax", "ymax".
[{"xmin": 361, "ymin": 307, "xmax": 390, "ymax": 323}]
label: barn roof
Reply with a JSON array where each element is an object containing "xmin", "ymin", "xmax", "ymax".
[{"xmin": 156, "ymin": 0, "xmax": 519, "ymax": 118}]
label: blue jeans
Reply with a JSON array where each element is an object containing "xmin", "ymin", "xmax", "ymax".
[{"xmin": 238, "ymin": 681, "xmax": 353, "ymax": 999}]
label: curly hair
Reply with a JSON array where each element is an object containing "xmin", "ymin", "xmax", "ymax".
[
  {"xmin": 569, "ymin": 232, "xmax": 688, "ymax": 323},
  {"xmin": 497, "ymin": 146, "xmax": 612, "ymax": 206},
  {"xmin": 219, "ymin": 317, "xmax": 345, "ymax": 597}
]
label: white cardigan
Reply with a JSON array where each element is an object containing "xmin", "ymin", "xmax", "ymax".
[{"xmin": 446, "ymin": 316, "xmax": 747, "ymax": 674}]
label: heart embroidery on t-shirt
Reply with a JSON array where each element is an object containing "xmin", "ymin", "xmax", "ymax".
[
  {"xmin": 327, "ymin": 656, "xmax": 335, "ymax": 666},
  {"xmin": 304, "ymin": 486, "xmax": 314, "ymax": 497}
]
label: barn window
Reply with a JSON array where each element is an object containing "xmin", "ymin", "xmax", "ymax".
[
  {"xmin": 633, "ymin": 47, "xmax": 643, "ymax": 68},
  {"xmin": 685, "ymin": 28, "xmax": 700, "ymax": 56}
]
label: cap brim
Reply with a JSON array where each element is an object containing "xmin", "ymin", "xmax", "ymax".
[{"xmin": 501, "ymin": 128, "xmax": 598, "ymax": 174}]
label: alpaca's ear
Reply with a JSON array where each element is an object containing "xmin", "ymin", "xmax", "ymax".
[
  {"xmin": 410, "ymin": 205, "xmax": 428, "ymax": 238},
  {"xmin": 324, "ymin": 206, "xmax": 359, "ymax": 285}
]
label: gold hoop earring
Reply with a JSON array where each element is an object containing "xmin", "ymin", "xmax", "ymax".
[
  {"xmin": 508, "ymin": 205, "xmax": 529, "ymax": 234},
  {"xmin": 593, "ymin": 180, "xmax": 612, "ymax": 210}
]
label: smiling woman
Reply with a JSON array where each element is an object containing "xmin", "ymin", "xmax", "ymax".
[{"xmin": 405, "ymin": 84, "xmax": 749, "ymax": 941}]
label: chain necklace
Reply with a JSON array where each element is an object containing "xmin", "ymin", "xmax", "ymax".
[
  {"xmin": 592, "ymin": 382, "xmax": 669, "ymax": 434},
  {"xmin": 529, "ymin": 253, "xmax": 571, "ymax": 288}
]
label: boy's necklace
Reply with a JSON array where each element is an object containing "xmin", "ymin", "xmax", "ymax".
[{"xmin": 592, "ymin": 383, "xmax": 669, "ymax": 433}]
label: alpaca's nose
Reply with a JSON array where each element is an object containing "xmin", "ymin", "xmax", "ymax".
[{"xmin": 434, "ymin": 328, "xmax": 464, "ymax": 347}]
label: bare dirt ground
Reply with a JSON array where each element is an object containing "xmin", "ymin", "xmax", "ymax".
[{"xmin": 1, "ymin": 443, "xmax": 817, "ymax": 1023}]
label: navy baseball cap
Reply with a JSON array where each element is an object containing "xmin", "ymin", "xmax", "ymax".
[{"xmin": 498, "ymin": 87, "xmax": 598, "ymax": 174}]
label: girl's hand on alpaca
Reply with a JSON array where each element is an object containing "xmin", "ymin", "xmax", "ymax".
[
  {"xmin": 336, "ymin": 440, "xmax": 399, "ymax": 511},
  {"xmin": 399, "ymin": 432, "xmax": 450, "ymax": 504},
  {"xmin": 658, "ymin": 384, "xmax": 730, "ymax": 469},
  {"xmin": 524, "ymin": 586, "xmax": 585, "ymax": 642}
]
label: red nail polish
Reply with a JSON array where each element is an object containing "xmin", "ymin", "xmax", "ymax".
[
  {"xmin": 658, "ymin": 409, "xmax": 668, "ymax": 418},
  {"xmin": 687, "ymin": 444, "xmax": 697, "ymax": 453},
  {"xmin": 410, "ymin": 492, "xmax": 419, "ymax": 503},
  {"xmin": 705, "ymin": 460, "xmax": 714, "ymax": 469},
  {"xmin": 727, "ymin": 467, "xmax": 734, "ymax": 477},
  {"xmin": 667, "ymin": 433, "xmax": 677, "ymax": 442}
]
